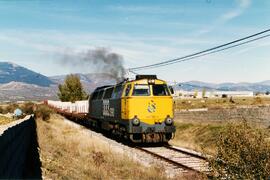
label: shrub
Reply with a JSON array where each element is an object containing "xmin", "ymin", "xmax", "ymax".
[
  {"xmin": 92, "ymin": 150, "xmax": 105, "ymax": 167},
  {"xmin": 210, "ymin": 121, "xmax": 270, "ymax": 179},
  {"xmin": 0, "ymin": 106, "xmax": 5, "ymax": 114},
  {"xmin": 21, "ymin": 102, "xmax": 35, "ymax": 114},
  {"xmin": 5, "ymin": 103, "xmax": 19, "ymax": 113},
  {"xmin": 253, "ymin": 97, "xmax": 263, "ymax": 105},
  {"xmin": 35, "ymin": 104, "xmax": 53, "ymax": 121}
]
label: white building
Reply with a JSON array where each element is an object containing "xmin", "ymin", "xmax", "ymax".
[{"xmin": 173, "ymin": 90, "xmax": 254, "ymax": 98}]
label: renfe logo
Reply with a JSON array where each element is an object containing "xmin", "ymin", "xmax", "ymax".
[
  {"xmin": 102, "ymin": 100, "xmax": 114, "ymax": 117},
  {"xmin": 147, "ymin": 100, "xmax": 156, "ymax": 113}
]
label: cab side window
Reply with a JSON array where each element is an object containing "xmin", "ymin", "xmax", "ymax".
[
  {"xmin": 112, "ymin": 85, "xmax": 123, "ymax": 98},
  {"xmin": 104, "ymin": 87, "xmax": 113, "ymax": 99},
  {"xmin": 125, "ymin": 84, "xmax": 131, "ymax": 96}
]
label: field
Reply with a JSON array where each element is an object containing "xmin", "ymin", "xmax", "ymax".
[
  {"xmin": 36, "ymin": 114, "xmax": 169, "ymax": 180},
  {"xmin": 174, "ymin": 96, "xmax": 270, "ymax": 110}
]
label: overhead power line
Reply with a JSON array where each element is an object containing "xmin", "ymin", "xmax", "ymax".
[
  {"xmin": 136, "ymin": 34, "xmax": 270, "ymax": 70},
  {"xmin": 129, "ymin": 28, "xmax": 270, "ymax": 71}
]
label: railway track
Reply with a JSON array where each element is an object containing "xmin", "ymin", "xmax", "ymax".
[
  {"xmin": 136, "ymin": 145, "xmax": 209, "ymax": 174},
  {"xmin": 55, "ymin": 109, "xmax": 210, "ymax": 175}
]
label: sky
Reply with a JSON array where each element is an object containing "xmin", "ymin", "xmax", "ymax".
[{"xmin": 0, "ymin": 0, "xmax": 269, "ymax": 83}]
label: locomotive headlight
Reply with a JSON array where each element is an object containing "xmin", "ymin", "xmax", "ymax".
[
  {"xmin": 148, "ymin": 79, "xmax": 155, "ymax": 84},
  {"xmin": 132, "ymin": 116, "xmax": 140, "ymax": 126},
  {"xmin": 165, "ymin": 117, "xmax": 173, "ymax": 125}
]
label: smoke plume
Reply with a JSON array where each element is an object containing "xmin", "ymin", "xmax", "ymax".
[{"xmin": 61, "ymin": 48, "xmax": 126, "ymax": 82}]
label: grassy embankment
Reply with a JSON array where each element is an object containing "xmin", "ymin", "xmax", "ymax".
[
  {"xmin": 174, "ymin": 96, "xmax": 270, "ymax": 110},
  {"xmin": 170, "ymin": 122, "xmax": 225, "ymax": 154},
  {"xmin": 170, "ymin": 121, "xmax": 270, "ymax": 155},
  {"xmin": 36, "ymin": 114, "xmax": 170, "ymax": 180}
]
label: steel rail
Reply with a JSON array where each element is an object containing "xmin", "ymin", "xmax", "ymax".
[
  {"xmin": 164, "ymin": 145, "xmax": 208, "ymax": 160},
  {"xmin": 136, "ymin": 146, "xmax": 208, "ymax": 174}
]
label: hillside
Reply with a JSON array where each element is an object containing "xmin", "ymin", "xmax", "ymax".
[
  {"xmin": 0, "ymin": 62, "xmax": 116, "ymax": 101},
  {"xmin": 0, "ymin": 82, "xmax": 58, "ymax": 101},
  {"xmin": 0, "ymin": 62, "xmax": 54, "ymax": 87}
]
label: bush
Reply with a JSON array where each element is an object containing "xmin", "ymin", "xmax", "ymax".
[
  {"xmin": 21, "ymin": 102, "xmax": 35, "ymax": 114},
  {"xmin": 210, "ymin": 121, "xmax": 270, "ymax": 179},
  {"xmin": 35, "ymin": 105, "xmax": 53, "ymax": 121},
  {"xmin": 5, "ymin": 103, "xmax": 19, "ymax": 113},
  {"xmin": 253, "ymin": 97, "xmax": 263, "ymax": 105},
  {"xmin": 0, "ymin": 106, "xmax": 5, "ymax": 114}
]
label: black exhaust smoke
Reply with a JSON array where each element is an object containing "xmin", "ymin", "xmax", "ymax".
[{"xmin": 61, "ymin": 48, "xmax": 126, "ymax": 82}]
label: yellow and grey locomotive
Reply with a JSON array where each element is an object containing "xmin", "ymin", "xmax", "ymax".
[{"xmin": 88, "ymin": 75, "xmax": 175, "ymax": 143}]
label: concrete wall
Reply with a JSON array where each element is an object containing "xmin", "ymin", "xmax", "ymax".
[
  {"xmin": 175, "ymin": 105, "xmax": 270, "ymax": 127},
  {"xmin": 0, "ymin": 115, "xmax": 41, "ymax": 179}
]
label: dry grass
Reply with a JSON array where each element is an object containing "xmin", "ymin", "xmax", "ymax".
[
  {"xmin": 170, "ymin": 122, "xmax": 228, "ymax": 155},
  {"xmin": 0, "ymin": 115, "xmax": 12, "ymax": 125},
  {"xmin": 174, "ymin": 96, "xmax": 270, "ymax": 110},
  {"xmin": 36, "ymin": 114, "xmax": 169, "ymax": 180},
  {"xmin": 171, "ymin": 121, "xmax": 270, "ymax": 156}
]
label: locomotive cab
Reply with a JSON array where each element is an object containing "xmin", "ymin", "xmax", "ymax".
[{"xmin": 121, "ymin": 75, "xmax": 175, "ymax": 143}]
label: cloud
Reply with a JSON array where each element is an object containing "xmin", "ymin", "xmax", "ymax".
[
  {"xmin": 197, "ymin": 0, "xmax": 252, "ymax": 35},
  {"xmin": 221, "ymin": 0, "xmax": 251, "ymax": 21},
  {"xmin": 108, "ymin": 5, "xmax": 195, "ymax": 14},
  {"xmin": 0, "ymin": 29, "xmax": 214, "ymax": 65}
]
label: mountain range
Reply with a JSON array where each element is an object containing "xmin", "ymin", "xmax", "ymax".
[
  {"xmin": 0, "ymin": 62, "xmax": 116, "ymax": 101},
  {"xmin": 0, "ymin": 62, "xmax": 54, "ymax": 87},
  {"xmin": 175, "ymin": 81, "xmax": 270, "ymax": 92},
  {"xmin": 0, "ymin": 61, "xmax": 269, "ymax": 101}
]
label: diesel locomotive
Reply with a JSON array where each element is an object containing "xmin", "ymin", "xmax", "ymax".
[{"xmin": 88, "ymin": 75, "xmax": 176, "ymax": 143}]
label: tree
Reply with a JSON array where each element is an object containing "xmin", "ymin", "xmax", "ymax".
[
  {"xmin": 202, "ymin": 88, "xmax": 206, "ymax": 98},
  {"xmin": 57, "ymin": 74, "xmax": 88, "ymax": 102},
  {"xmin": 194, "ymin": 89, "xmax": 198, "ymax": 98}
]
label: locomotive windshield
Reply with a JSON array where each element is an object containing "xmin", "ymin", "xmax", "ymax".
[
  {"xmin": 132, "ymin": 85, "xmax": 150, "ymax": 96},
  {"xmin": 152, "ymin": 84, "xmax": 170, "ymax": 96}
]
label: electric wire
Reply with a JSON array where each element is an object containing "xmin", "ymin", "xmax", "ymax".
[
  {"xmin": 132, "ymin": 34, "xmax": 270, "ymax": 70},
  {"xmin": 129, "ymin": 28, "xmax": 270, "ymax": 71}
]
